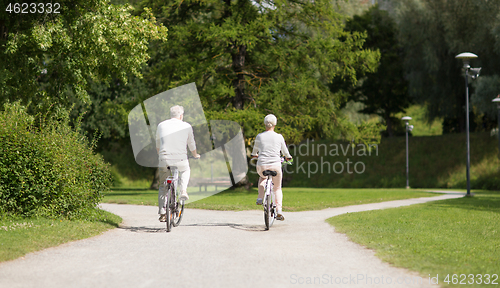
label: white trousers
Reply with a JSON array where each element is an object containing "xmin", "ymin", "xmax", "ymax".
[{"xmin": 158, "ymin": 158, "xmax": 190, "ymax": 215}]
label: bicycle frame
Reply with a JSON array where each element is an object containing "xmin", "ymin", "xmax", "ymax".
[
  {"xmin": 261, "ymin": 157, "xmax": 291, "ymax": 230},
  {"xmin": 165, "ymin": 167, "xmax": 180, "ymax": 207},
  {"xmin": 263, "ymin": 175, "xmax": 276, "ymax": 230},
  {"xmin": 264, "ymin": 176, "xmax": 275, "ymax": 205},
  {"xmin": 165, "ymin": 167, "xmax": 179, "ymax": 196}
]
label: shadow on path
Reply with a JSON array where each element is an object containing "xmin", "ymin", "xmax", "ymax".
[
  {"xmin": 118, "ymin": 226, "xmax": 166, "ymax": 233},
  {"xmin": 118, "ymin": 222, "xmax": 266, "ymax": 233},
  {"xmin": 184, "ymin": 222, "xmax": 265, "ymax": 232}
]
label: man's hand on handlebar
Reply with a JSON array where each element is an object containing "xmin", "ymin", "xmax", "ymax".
[{"xmin": 191, "ymin": 149, "xmax": 201, "ymax": 159}]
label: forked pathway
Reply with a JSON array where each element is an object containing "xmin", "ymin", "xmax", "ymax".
[{"xmin": 0, "ymin": 192, "xmax": 464, "ymax": 288}]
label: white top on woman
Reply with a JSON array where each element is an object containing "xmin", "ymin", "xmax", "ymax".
[{"xmin": 251, "ymin": 130, "xmax": 292, "ymax": 166}]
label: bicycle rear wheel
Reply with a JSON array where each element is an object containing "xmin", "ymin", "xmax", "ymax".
[
  {"xmin": 172, "ymin": 193, "xmax": 184, "ymax": 227},
  {"xmin": 166, "ymin": 184, "xmax": 173, "ymax": 232},
  {"xmin": 264, "ymin": 194, "xmax": 272, "ymax": 230}
]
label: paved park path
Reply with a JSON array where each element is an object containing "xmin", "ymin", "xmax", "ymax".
[{"xmin": 0, "ymin": 192, "xmax": 464, "ymax": 288}]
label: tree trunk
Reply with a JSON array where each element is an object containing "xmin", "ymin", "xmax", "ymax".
[
  {"xmin": 232, "ymin": 44, "xmax": 247, "ymax": 109},
  {"xmin": 0, "ymin": 21, "xmax": 7, "ymax": 40},
  {"xmin": 229, "ymin": 44, "xmax": 252, "ymax": 189},
  {"xmin": 385, "ymin": 116, "xmax": 394, "ymax": 137}
]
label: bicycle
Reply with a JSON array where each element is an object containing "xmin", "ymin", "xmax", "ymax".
[
  {"xmin": 164, "ymin": 156, "xmax": 199, "ymax": 232},
  {"xmin": 262, "ymin": 157, "xmax": 293, "ymax": 230}
]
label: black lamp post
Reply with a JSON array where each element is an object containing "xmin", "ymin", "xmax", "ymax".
[
  {"xmin": 455, "ymin": 52, "xmax": 481, "ymax": 197},
  {"xmin": 402, "ymin": 116, "xmax": 413, "ymax": 189},
  {"xmin": 493, "ymin": 96, "xmax": 500, "ymax": 159}
]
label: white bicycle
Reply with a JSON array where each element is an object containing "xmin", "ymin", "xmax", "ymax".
[{"xmin": 262, "ymin": 157, "xmax": 293, "ymax": 230}]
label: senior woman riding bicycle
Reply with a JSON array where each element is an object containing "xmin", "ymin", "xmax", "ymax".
[{"xmin": 251, "ymin": 114, "xmax": 292, "ymax": 221}]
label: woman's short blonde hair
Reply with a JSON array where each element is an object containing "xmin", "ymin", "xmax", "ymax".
[{"xmin": 264, "ymin": 114, "xmax": 277, "ymax": 128}]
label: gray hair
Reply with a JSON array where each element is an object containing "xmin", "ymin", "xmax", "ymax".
[
  {"xmin": 264, "ymin": 114, "xmax": 277, "ymax": 128},
  {"xmin": 170, "ymin": 105, "xmax": 184, "ymax": 119}
]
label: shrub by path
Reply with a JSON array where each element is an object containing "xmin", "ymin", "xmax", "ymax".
[{"xmin": 0, "ymin": 194, "xmax": 462, "ymax": 288}]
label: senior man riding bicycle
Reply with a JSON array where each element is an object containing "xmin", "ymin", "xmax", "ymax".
[
  {"xmin": 251, "ymin": 114, "xmax": 292, "ymax": 221},
  {"xmin": 156, "ymin": 105, "xmax": 200, "ymax": 222}
]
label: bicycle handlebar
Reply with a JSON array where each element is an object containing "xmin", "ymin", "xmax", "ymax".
[{"xmin": 281, "ymin": 157, "xmax": 293, "ymax": 166}]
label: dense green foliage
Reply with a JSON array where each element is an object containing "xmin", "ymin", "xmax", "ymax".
[
  {"xmin": 343, "ymin": 5, "xmax": 410, "ymax": 137},
  {"xmin": 393, "ymin": 0, "xmax": 500, "ymax": 132},
  {"xmin": 0, "ymin": 0, "xmax": 168, "ymax": 115},
  {"xmin": 472, "ymin": 75, "xmax": 500, "ymax": 121},
  {"xmin": 0, "ymin": 102, "xmax": 111, "ymax": 218},
  {"xmin": 70, "ymin": 76, "xmax": 152, "ymax": 145},
  {"xmin": 0, "ymin": 0, "xmax": 168, "ymax": 203},
  {"xmin": 138, "ymin": 0, "xmax": 382, "ymax": 144}
]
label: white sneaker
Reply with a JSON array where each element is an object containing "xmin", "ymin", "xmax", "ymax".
[
  {"xmin": 276, "ymin": 210, "xmax": 284, "ymax": 221},
  {"xmin": 180, "ymin": 192, "xmax": 189, "ymax": 200}
]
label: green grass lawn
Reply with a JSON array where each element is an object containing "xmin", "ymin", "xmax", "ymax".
[
  {"xmin": 103, "ymin": 187, "xmax": 439, "ymax": 211},
  {"xmin": 0, "ymin": 211, "xmax": 121, "ymax": 262},
  {"xmin": 327, "ymin": 190, "xmax": 500, "ymax": 288}
]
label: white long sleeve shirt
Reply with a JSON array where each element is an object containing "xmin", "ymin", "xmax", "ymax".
[
  {"xmin": 156, "ymin": 118, "xmax": 196, "ymax": 160},
  {"xmin": 251, "ymin": 130, "xmax": 291, "ymax": 166}
]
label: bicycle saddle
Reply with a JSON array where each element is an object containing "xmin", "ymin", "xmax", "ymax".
[
  {"xmin": 167, "ymin": 166, "xmax": 178, "ymax": 170},
  {"xmin": 263, "ymin": 170, "xmax": 277, "ymax": 176}
]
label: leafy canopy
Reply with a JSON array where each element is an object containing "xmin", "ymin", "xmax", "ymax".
[
  {"xmin": 343, "ymin": 4, "xmax": 410, "ymax": 137},
  {"xmin": 0, "ymin": 102, "xmax": 111, "ymax": 218},
  {"xmin": 140, "ymin": 0, "xmax": 381, "ymax": 144},
  {"xmin": 0, "ymin": 0, "xmax": 168, "ymax": 114},
  {"xmin": 394, "ymin": 0, "xmax": 500, "ymax": 132}
]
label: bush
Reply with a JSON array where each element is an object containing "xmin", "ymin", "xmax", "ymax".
[{"xmin": 0, "ymin": 102, "xmax": 111, "ymax": 218}]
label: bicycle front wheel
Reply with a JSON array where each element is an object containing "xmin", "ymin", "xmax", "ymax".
[{"xmin": 264, "ymin": 194, "xmax": 272, "ymax": 230}]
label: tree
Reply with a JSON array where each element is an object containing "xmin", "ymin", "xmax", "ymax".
[
  {"xmin": 343, "ymin": 4, "xmax": 410, "ymax": 137},
  {"xmin": 0, "ymin": 0, "xmax": 168, "ymax": 115},
  {"xmin": 68, "ymin": 75, "xmax": 153, "ymax": 145},
  {"xmin": 138, "ymin": 0, "xmax": 381, "ymax": 145},
  {"xmin": 334, "ymin": 0, "xmax": 373, "ymax": 18},
  {"xmin": 472, "ymin": 75, "xmax": 500, "ymax": 125},
  {"xmin": 472, "ymin": 17, "xmax": 500, "ymax": 126},
  {"xmin": 393, "ymin": 0, "xmax": 500, "ymax": 133}
]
